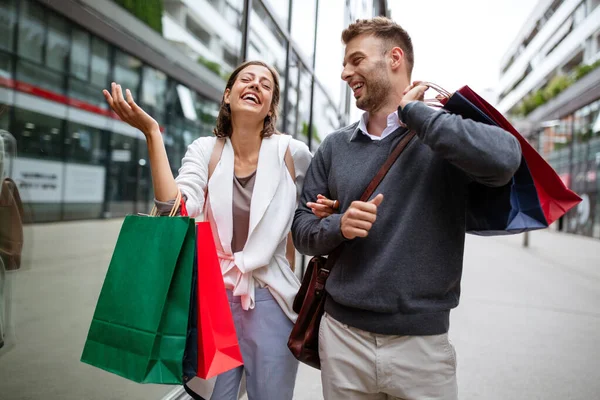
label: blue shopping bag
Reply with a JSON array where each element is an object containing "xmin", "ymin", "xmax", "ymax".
[{"xmin": 442, "ymin": 91, "xmax": 548, "ymax": 235}]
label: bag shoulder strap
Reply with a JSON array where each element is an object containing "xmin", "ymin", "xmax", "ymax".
[
  {"xmin": 326, "ymin": 130, "xmax": 416, "ymax": 268},
  {"xmin": 208, "ymin": 138, "xmax": 226, "ymax": 179},
  {"xmin": 359, "ymin": 131, "xmax": 416, "ymax": 202}
]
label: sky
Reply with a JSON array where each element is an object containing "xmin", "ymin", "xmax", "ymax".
[{"xmin": 389, "ymin": 0, "xmax": 540, "ymax": 100}]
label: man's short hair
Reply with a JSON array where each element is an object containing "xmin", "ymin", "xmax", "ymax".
[{"xmin": 342, "ymin": 17, "xmax": 414, "ymax": 75}]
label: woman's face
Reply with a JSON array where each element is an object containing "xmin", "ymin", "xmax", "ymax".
[{"xmin": 224, "ymin": 64, "xmax": 275, "ymax": 122}]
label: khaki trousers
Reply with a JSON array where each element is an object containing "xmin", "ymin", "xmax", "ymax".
[{"xmin": 319, "ymin": 313, "xmax": 458, "ymax": 400}]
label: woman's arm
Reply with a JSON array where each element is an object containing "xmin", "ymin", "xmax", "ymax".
[{"xmin": 103, "ymin": 83, "xmax": 178, "ymax": 201}]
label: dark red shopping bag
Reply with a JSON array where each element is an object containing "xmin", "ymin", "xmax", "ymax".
[
  {"xmin": 431, "ymin": 83, "xmax": 581, "ymax": 225},
  {"xmin": 456, "ymin": 85, "xmax": 581, "ymax": 224},
  {"xmin": 194, "ymin": 222, "xmax": 243, "ymax": 379}
]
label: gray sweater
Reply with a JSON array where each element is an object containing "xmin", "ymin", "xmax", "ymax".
[{"xmin": 292, "ymin": 101, "xmax": 521, "ymax": 335}]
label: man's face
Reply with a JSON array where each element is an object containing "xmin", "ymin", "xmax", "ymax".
[{"xmin": 342, "ymin": 34, "xmax": 390, "ymax": 113}]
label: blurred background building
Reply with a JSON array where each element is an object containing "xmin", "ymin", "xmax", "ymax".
[
  {"xmin": 497, "ymin": 0, "xmax": 600, "ymax": 239},
  {"xmin": 0, "ymin": 0, "xmax": 389, "ymax": 223}
]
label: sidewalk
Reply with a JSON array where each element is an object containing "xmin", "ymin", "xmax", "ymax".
[{"xmin": 0, "ymin": 220, "xmax": 598, "ymax": 400}]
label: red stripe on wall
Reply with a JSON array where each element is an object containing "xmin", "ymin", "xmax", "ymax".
[{"xmin": 1, "ymin": 79, "xmax": 165, "ymax": 131}]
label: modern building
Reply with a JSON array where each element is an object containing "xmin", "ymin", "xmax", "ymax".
[
  {"xmin": 0, "ymin": 0, "xmax": 389, "ymax": 223},
  {"xmin": 497, "ymin": 0, "xmax": 600, "ymax": 239}
]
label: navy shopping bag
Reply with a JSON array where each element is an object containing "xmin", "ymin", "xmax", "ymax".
[{"xmin": 441, "ymin": 90, "xmax": 548, "ymax": 235}]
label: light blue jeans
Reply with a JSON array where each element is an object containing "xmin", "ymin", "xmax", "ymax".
[{"xmin": 210, "ymin": 287, "xmax": 299, "ymax": 400}]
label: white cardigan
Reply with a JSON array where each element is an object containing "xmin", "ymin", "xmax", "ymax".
[{"xmin": 176, "ymin": 134, "xmax": 312, "ymax": 322}]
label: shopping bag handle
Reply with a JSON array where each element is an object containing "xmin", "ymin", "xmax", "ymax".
[
  {"xmin": 149, "ymin": 190, "xmax": 183, "ymax": 217},
  {"xmin": 418, "ymin": 81, "xmax": 452, "ymax": 108}
]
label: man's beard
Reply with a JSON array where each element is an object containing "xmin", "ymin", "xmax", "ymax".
[{"xmin": 356, "ymin": 62, "xmax": 389, "ymax": 113}]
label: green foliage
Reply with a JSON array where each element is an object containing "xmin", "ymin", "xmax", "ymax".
[
  {"xmin": 113, "ymin": 0, "xmax": 163, "ymax": 34},
  {"xmin": 197, "ymin": 56, "xmax": 222, "ymax": 77},
  {"xmin": 511, "ymin": 59, "xmax": 600, "ymax": 117}
]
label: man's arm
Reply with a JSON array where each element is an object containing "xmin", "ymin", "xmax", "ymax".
[
  {"xmin": 400, "ymin": 85, "xmax": 521, "ymax": 187},
  {"xmin": 292, "ymin": 139, "xmax": 347, "ymax": 256}
]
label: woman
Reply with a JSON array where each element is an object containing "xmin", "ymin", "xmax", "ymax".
[{"xmin": 103, "ymin": 60, "xmax": 335, "ymax": 400}]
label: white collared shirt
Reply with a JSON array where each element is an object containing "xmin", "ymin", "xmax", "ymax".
[{"xmin": 358, "ymin": 111, "xmax": 403, "ymax": 141}]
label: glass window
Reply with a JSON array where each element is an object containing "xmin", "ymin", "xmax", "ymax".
[
  {"xmin": 0, "ymin": 104, "xmax": 9, "ymax": 131},
  {"xmin": 194, "ymin": 93, "xmax": 219, "ymax": 136},
  {"xmin": 312, "ymin": 84, "xmax": 340, "ymax": 151},
  {"xmin": 0, "ymin": 51, "xmax": 12, "ymax": 81},
  {"xmin": 65, "ymin": 122, "xmax": 106, "ymax": 165},
  {"xmin": 136, "ymin": 138, "xmax": 152, "ymax": 212},
  {"xmin": 141, "ymin": 66, "xmax": 167, "ymax": 120},
  {"xmin": 206, "ymin": 0, "xmax": 244, "ymax": 28},
  {"xmin": 17, "ymin": 0, "xmax": 45, "ymax": 64},
  {"xmin": 17, "ymin": 58, "xmax": 65, "ymax": 94},
  {"xmin": 185, "ymin": 15, "xmax": 211, "ymax": 46},
  {"xmin": 62, "ymin": 122, "xmax": 107, "ymax": 220},
  {"xmin": 70, "ymin": 28, "xmax": 90, "ymax": 80},
  {"xmin": 11, "ymin": 107, "xmax": 64, "ymax": 162},
  {"xmin": 295, "ymin": 63, "xmax": 313, "ymax": 143},
  {"xmin": 291, "ymin": 0, "xmax": 316, "ymax": 61},
  {"xmin": 113, "ymin": 50, "xmax": 142, "ymax": 95},
  {"xmin": 263, "ymin": 0, "xmax": 290, "ymax": 28},
  {"xmin": 0, "ymin": 0, "xmax": 17, "ymax": 52},
  {"xmin": 46, "ymin": 14, "xmax": 69, "ymax": 71},
  {"xmin": 107, "ymin": 133, "xmax": 137, "ymax": 216},
  {"xmin": 314, "ymin": 0, "xmax": 345, "ymax": 111},
  {"xmin": 197, "ymin": 0, "xmax": 243, "ymax": 75},
  {"xmin": 91, "ymin": 37, "xmax": 110, "ymax": 88},
  {"xmin": 69, "ymin": 77, "xmax": 109, "ymax": 111},
  {"xmin": 249, "ymin": 1, "xmax": 288, "ymax": 96}
]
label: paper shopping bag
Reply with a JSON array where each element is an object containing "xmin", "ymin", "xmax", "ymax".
[{"xmin": 81, "ymin": 215, "xmax": 195, "ymax": 383}]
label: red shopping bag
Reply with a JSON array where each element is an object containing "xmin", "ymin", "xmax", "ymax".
[
  {"xmin": 456, "ymin": 86, "xmax": 581, "ymax": 224},
  {"xmin": 195, "ymin": 222, "xmax": 243, "ymax": 379},
  {"xmin": 434, "ymin": 84, "xmax": 581, "ymax": 225}
]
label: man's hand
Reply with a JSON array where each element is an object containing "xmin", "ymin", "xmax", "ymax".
[
  {"xmin": 340, "ymin": 194, "xmax": 383, "ymax": 240},
  {"xmin": 399, "ymin": 81, "xmax": 429, "ymax": 109}
]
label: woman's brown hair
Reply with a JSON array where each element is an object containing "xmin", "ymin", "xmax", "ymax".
[{"xmin": 213, "ymin": 60, "xmax": 280, "ymax": 138}]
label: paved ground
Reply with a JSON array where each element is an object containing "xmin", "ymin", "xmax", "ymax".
[{"xmin": 0, "ymin": 220, "xmax": 598, "ymax": 400}]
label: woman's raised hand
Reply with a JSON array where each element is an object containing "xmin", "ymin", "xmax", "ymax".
[{"xmin": 103, "ymin": 82, "xmax": 159, "ymax": 137}]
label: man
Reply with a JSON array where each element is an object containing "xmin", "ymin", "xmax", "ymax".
[{"xmin": 292, "ymin": 17, "xmax": 521, "ymax": 400}]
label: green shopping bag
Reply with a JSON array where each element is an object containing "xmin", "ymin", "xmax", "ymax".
[{"xmin": 81, "ymin": 214, "xmax": 195, "ymax": 384}]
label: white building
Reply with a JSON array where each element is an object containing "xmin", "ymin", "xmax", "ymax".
[{"xmin": 497, "ymin": 0, "xmax": 600, "ymax": 239}]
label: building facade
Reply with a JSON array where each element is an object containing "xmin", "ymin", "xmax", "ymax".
[
  {"xmin": 497, "ymin": 0, "xmax": 600, "ymax": 239},
  {"xmin": 0, "ymin": 0, "xmax": 388, "ymax": 223}
]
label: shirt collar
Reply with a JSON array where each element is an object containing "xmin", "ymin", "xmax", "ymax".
[{"xmin": 351, "ymin": 111, "xmax": 402, "ymax": 141}]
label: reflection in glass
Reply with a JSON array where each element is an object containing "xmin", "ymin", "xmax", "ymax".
[
  {"xmin": 113, "ymin": 50, "xmax": 142, "ymax": 95},
  {"xmin": 291, "ymin": 61, "xmax": 313, "ymax": 143},
  {"xmin": 63, "ymin": 122, "xmax": 107, "ymax": 220},
  {"xmin": 0, "ymin": 0, "xmax": 17, "ymax": 52},
  {"xmin": 108, "ymin": 133, "xmax": 137, "ymax": 216},
  {"xmin": 10, "ymin": 107, "xmax": 64, "ymax": 221},
  {"xmin": 17, "ymin": 0, "xmax": 45, "ymax": 64},
  {"xmin": 250, "ymin": 0, "xmax": 287, "ymax": 76},
  {"xmin": 291, "ymin": 0, "xmax": 316, "ymax": 61},
  {"xmin": 206, "ymin": 0, "xmax": 244, "ymax": 28},
  {"xmin": 65, "ymin": 122, "xmax": 106, "ymax": 165},
  {"xmin": 71, "ymin": 28, "xmax": 91, "ymax": 81},
  {"xmin": 141, "ymin": 66, "xmax": 167, "ymax": 122},
  {"xmin": 0, "ymin": 51, "xmax": 12, "ymax": 80},
  {"xmin": 314, "ymin": 0, "xmax": 345, "ymax": 111},
  {"xmin": 17, "ymin": 59, "xmax": 64, "ymax": 94},
  {"xmin": 312, "ymin": 84, "xmax": 339, "ymax": 151},
  {"xmin": 12, "ymin": 108, "xmax": 64, "ymax": 161},
  {"xmin": 91, "ymin": 37, "xmax": 110, "ymax": 88},
  {"xmin": 263, "ymin": 0, "xmax": 290, "ymax": 28},
  {"xmin": 46, "ymin": 14, "xmax": 69, "ymax": 72}
]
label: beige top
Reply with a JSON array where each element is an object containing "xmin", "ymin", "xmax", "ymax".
[{"xmin": 231, "ymin": 171, "xmax": 256, "ymax": 253}]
